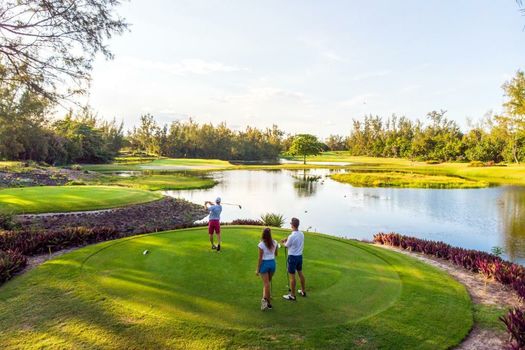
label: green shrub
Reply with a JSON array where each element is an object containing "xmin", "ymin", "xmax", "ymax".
[
  {"xmin": 66, "ymin": 180, "xmax": 86, "ymax": 186},
  {"xmin": 260, "ymin": 213, "xmax": 285, "ymax": 227},
  {"xmin": 468, "ymin": 161, "xmax": 485, "ymax": 167},
  {"xmin": 0, "ymin": 250, "xmax": 27, "ymax": 283},
  {"xmin": 0, "ymin": 211, "xmax": 18, "ymax": 231},
  {"xmin": 425, "ymin": 160, "xmax": 441, "ymax": 164}
]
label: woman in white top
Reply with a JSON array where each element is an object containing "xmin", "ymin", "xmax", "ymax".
[{"xmin": 256, "ymin": 227, "xmax": 278, "ymax": 310}]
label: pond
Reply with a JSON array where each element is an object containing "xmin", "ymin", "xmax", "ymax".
[{"xmin": 164, "ymin": 169, "xmax": 525, "ymax": 264}]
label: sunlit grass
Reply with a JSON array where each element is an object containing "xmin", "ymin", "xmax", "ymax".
[
  {"xmin": 305, "ymin": 152, "xmax": 525, "ymax": 185},
  {"xmin": 0, "ymin": 161, "xmax": 22, "ymax": 169},
  {"xmin": 0, "ymin": 186, "xmax": 162, "ymax": 214},
  {"xmin": 331, "ymin": 171, "xmax": 489, "ymax": 188},
  {"xmin": 0, "ymin": 227, "xmax": 472, "ymax": 349},
  {"xmin": 79, "ymin": 153, "xmax": 525, "ymax": 186},
  {"xmin": 96, "ymin": 174, "xmax": 217, "ymax": 191}
]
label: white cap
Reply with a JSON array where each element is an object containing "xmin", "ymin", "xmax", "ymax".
[{"xmin": 216, "ymin": 197, "xmax": 221, "ymax": 203}]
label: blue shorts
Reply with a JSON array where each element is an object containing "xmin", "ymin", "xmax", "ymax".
[
  {"xmin": 287, "ymin": 255, "xmax": 303, "ymax": 274},
  {"xmin": 259, "ymin": 259, "xmax": 276, "ymax": 274}
]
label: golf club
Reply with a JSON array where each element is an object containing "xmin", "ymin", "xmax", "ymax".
[
  {"xmin": 221, "ymin": 202, "xmax": 242, "ymax": 209},
  {"xmin": 285, "ymin": 246, "xmax": 291, "ymax": 292}
]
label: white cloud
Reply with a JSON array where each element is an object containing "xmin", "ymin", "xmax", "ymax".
[
  {"xmin": 339, "ymin": 94, "xmax": 376, "ymax": 108},
  {"xmin": 352, "ymin": 70, "xmax": 391, "ymax": 81},
  {"xmin": 220, "ymin": 87, "xmax": 308, "ymax": 104},
  {"xmin": 400, "ymin": 84, "xmax": 422, "ymax": 93},
  {"xmin": 119, "ymin": 56, "xmax": 246, "ymax": 75},
  {"xmin": 321, "ymin": 51, "xmax": 344, "ymax": 62}
]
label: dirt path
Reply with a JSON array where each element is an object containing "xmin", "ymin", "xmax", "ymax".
[{"xmin": 377, "ymin": 244, "xmax": 519, "ymax": 350}]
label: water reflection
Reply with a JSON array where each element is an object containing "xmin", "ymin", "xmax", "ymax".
[
  {"xmin": 292, "ymin": 170, "xmax": 322, "ymax": 197},
  {"xmin": 163, "ymin": 169, "xmax": 525, "ymax": 264},
  {"xmin": 500, "ymin": 187, "xmax": 525, "ymax": 261}
]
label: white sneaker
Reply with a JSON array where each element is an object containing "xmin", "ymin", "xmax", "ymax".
[
  {"xmin": 298, "ymin": 289, "xmax": 307, "ymax": 297},
  {"xmin": 261, "ymin": 298, "xmax": 268, "ymax": 310},
  {"xmin": 282, "ymin": 294, "xmax": 296, "ymax": 301}
]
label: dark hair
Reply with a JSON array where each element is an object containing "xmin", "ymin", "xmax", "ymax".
[
  {"xmin": 291, "ymin": 217, "xmax": 300, "ymax": 229},
  {"xmin": 262, "ymin": 227, "xmax": 274, "ymax": 250}
]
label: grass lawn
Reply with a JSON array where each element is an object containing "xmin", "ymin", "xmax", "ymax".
[
  {"xmin": 331, "ymin": 171, "xmax": 489, "ymax": 189},
  {"xmin": 108, "ymin": 174, "xmax": 217, "ymax": 191},
  {"xmin": 0, "ymin": 186, "xmax": 162, "ymax": 214},
  {"xmin": 81, "ymin": 154, "xmax": 525, "ymax": 186},
  {"xmin": 80, "ymin": 158, "xmax": 234, "ymax": 172},
  {"xmin": 0, "ymin": 161, "xmax": 23, "ymax": 169},
  {"xmin": 301, "ymin": 152, "xmax": 525, "ymax": 185},
  {"xmin": 0, "ymin": 227, "xmax": 472, "ymax": 349}
]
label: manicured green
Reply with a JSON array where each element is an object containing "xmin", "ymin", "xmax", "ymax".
[
  {"xmin": 331, "ymin": 171, "xmax": 489, "ymax": 189},
  {"xmin": 109, "ymin": 174, "xmax": 217, "ymax": 191},
  {"xmin": 0, "ymin": 227, "xmax": 472, "ymax": 349},
  {"xmin": 0, "ymin": 186, "xmax": 162, "ymax": 214}
]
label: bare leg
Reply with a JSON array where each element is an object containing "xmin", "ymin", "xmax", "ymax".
[
  {"xmin": 289, "ymin": 273, "xmax": 296, "ymax": 297},
  {"xmin": 298, "ymin": 270, "xmax": 306, "ymax": 292},
  {"xmin": 261, "ymin": 273, "xmax": 270, "ymax": 300},
  {"xmin": 217, "ymin": 232, "xmax": 221, "ymax": 245},
  {"xmin": 209, "ymin": 234, "xmax": 214, "ymax": 246},
  {"xmin": 268, "ymin": 272, "xmax": 274, "ymax": 299}
]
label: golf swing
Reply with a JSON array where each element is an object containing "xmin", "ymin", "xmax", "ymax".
[
  {"xmin": 204, "ymin": 197, "xmax": 222, "ymax": 251},
  {"xmin": 221, "ymin": 202, "xmax": 242, "ymax": 209}
]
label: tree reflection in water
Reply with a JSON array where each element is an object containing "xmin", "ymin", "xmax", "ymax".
[
  {"xmin": 292, "ymin": 170, "xmax": 322, "ymax": 197},
  {"xmin": 500, "ymin": 187, "xmax": 525, "ymax": 262}
]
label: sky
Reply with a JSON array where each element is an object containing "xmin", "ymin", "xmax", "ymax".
[{"xmin": 86, "ymin": 0, "xmax": 525, "ymax": 138}]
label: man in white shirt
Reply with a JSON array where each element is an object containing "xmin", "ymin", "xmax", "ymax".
[{"xmin": 281, "ymin": 217, "xmax": 306, "ymax": 301}]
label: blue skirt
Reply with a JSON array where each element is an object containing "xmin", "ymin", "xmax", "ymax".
[{"xmin": 259, "ymin": 259, "xmax": 276, "ymax": 274}]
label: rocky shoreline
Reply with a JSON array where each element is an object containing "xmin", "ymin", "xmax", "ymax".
[
  {"xmin": 15, "ymin": 197, "xmax": 208, "ymax": 234},
  {"xmin": 0, "ymin": 166, "xmax": 99, "ymax": 188}
]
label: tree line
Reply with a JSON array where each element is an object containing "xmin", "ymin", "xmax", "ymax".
[
  {"xmin": 325, "ymin": 71, "xmax": 525, "ymax": 163},
  {"xmin": 1, "ymin": 68, "xmax": 524, "ymax": 164},
  {"xmin": 0, "ymin": 78, "xmax": 124, "ymax": 164},
  {"xmin": 127, "ymin": 115, "xmax": 287, "ymax": 161}
]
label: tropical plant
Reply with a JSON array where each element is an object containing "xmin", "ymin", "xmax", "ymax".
[
  {"xmin": 0, "ymin": 250, "xmax": 27, "ymax": 283},
  {"xmin": 491, "ymin": 246, "xmax": 505, "ymax": 258},
  {"xmin": 500, "ymin": 308, "xmax": 525, "ymax": 350},
  {"xmin": 373, "ymin": 232, "xmax": 525, "ymax": 349},
  {"xmin": 230, "ymin": 219, "xmax": 264, "ymax": 226},
  {"xmin": 259, "ymin": 213, "xmax": 285, "ymax": 227},
  {"xmin": 0, "ymin": 211, "xmax": 18, "ymax": 231}
]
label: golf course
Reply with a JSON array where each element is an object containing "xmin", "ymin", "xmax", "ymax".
[
  {"xmin": 0, "ymin": 227, "xmax": 472, "ymax": 349},
  {"xmin": 0, "ymin": 186, "xmax": 163, "ymax": 214}
]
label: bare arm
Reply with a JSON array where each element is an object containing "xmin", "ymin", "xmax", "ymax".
[{"xmin": 256, "ymin": 248, "xmax": 263, "ymax": 275}]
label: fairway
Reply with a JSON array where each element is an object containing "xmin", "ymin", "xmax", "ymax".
[
  {"xmin": 0, "ymin": 227, "xmax": 472, "ymax": 349},
  {"xmin": 111, "ymin": 174, "xmax": 217, "ymax": 190},
  {"xmin": 0, "ymin": 186, "xmax": 162, "ymax": 214}
]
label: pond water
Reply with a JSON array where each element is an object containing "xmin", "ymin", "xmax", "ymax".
[{"xmin": 164, "ymin": 169, "xmax": 525, "ymax": 264}]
